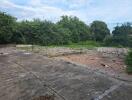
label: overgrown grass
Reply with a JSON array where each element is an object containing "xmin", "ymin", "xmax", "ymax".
[
  {"xmin": 125, "ymin": 50, "xmax": 132, "ymax": 74},
  {"xmin": 63, "ymin": 41, "xmax": 101, "ymax": 49},
  {"xmin": 17, "ymin": 40, "xmax": 101, "ymax": 50}
]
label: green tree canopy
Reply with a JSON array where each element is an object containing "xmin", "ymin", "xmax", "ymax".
[
  {"xmin": 0, "ymin": 11, "xmax": 16, "ymax": 43},
  {"xmin": 90, "ymin": 21, "xmax": 110, "ymax": 41},
  {"xmin": 112, "ymin": 23, "xmax": 132, "ymax": 47},
  {"xmin": 112, "ymin": 23, "xmax": 132, "ymax": 37},
  {"xmin": 57, "ymin": 15, "xmax": 91, "ymax": 42},
  {"xmin": 1, "ymin": 11, "xmax": 132, "ymax": 48}
]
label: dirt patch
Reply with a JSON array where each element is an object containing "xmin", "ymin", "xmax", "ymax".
[
  {"xmin": 55, "ymin": 49, "xmax": 131, "ymax": 81},
  {"xmin": 16, "ymin": 46, "xmax": 131, "ymax": 81}
]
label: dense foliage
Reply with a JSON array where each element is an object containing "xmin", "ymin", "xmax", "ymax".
[
  {"xmin": 112, "ymin": 23, "xmax": 132, "ymax": 47},
  {"xmin": 90, "ymin": 21, "xmax": 110, "ymax": 41},
  {"xmin": 12, "ymin": 19, "xmax": 69, "ymax": 45},
  {"xmin": 125, "ymin": 50, "xmax": 132, "ymax": 73},
  {"xmin": 6, "ymin": 14, "xmax": 92, "ymax": 45},
  {"xmin": 0, "ymin": 11, "xmax": 132, "ymax": 47},
  {"xmin": 0, "ymin": 12, "xmax": 16, "ymax": 43},
  {"xmin": 57, "ymin": 16, "xmax": 91, "ymax": 42},
  {"xmin": 104, "ymin": 23, "xmax": 132, "ymax": 47}
]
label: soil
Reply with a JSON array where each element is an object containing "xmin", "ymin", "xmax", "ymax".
[{"xmin": 55, "ymin": 50, "xmax": 131, "ymax": 80}]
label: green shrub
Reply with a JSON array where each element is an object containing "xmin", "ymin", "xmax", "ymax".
[
  {"xmin": 64, "ymin": 40, "xmax": 101, "ymax": 49},
  {"xmin": 125, "ymin": 50, "xmax": 132, "ymax": 73}
]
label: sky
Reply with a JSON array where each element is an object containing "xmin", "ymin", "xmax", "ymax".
[{"xmin": 0, "ymin": 0, "xmax": 132, "ymax": 30}]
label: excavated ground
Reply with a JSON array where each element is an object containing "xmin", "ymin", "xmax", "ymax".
[{"xmin": 55, "ymin": 49, "xmax": 132, "ymax": 82}]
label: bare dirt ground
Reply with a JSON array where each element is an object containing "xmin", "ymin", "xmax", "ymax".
[
  {"xmin": 0, "ymin": 46, "xmax": 132, "ymax": 100},
  {"xmin": 55, "ymin": 48, "xmax": 132, "ymax": 82},
  {"xmin": 56, "ymin": 53, "xmax": 125, "ymax": 75},
  {"xmin": 17, "ymin": 45, "xmax": 132, "ymax": 81},
  {"xmin": 56, "ymin": 51, "xmax": 126, "ymax": 74}
]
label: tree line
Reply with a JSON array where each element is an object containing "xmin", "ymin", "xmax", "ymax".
[{"xmin": 0, "ymin": 11, "xmax": 132, "ymax": 47}]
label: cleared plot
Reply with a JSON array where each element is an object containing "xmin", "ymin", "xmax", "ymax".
[
  {"xmin": 0, "ymin": 47, "xmax": 132, "ymax": 100},
  {"xmin": 55, "ymin": 48, "xmax": 132, "ymax": 82}
]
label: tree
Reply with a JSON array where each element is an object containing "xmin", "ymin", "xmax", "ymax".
[
  {"xmin": 57, "ymin": 15, "xmax": 91, "ymax": 42},
  {"xmin": 12, "ymin": 18, "xmax": 72, "ymax": 45},
  {"xmin": 90, "ymin": 21, "xmax": 110, "ymax": 41},
  {"xmin": 112, "ymin": 23, "xmax": 132, "ymax": 47},
  {"xmin": 113, "ymin": 23, "xmax": 132, "ymax": 37},
  {"xmin": 0, "ymin": 12, "xmax": 16, "ymax": 43},
  {"xmin": 54, "ymin": 25, "xmax": 71, "ymax": 45}
]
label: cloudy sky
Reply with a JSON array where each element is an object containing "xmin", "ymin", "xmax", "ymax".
[{"xmin": 0, "ymin": 0, "xmax": 132, "ymax": 30}]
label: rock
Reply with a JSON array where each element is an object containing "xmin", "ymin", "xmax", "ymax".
[{"xmin": 101, "ymin": 63, "xmax": 109, "ymax": 68}]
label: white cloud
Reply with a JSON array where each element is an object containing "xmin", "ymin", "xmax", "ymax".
[
  {"xmin": 85, "ymin": 0, "xmax": 132, "ymax": 23},
  {"xmin": 0, "ymin": 0, "xmax": 132, "ymax": 25},
  {"xmin": 0, "ymin": 0, "xmax": 73, "ymax": 21}
]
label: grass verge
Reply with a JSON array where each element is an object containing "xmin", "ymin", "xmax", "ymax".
[
  {"xmin": 125, "ymin": 50, "xmax": 132, "ymax": 74},
  {"xmin": 17, "ymin": 41, "xmax": 101, "ymax": 50}
]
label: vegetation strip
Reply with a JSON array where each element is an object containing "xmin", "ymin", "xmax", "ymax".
[
  {"xmin": 0, "ymin": 11, "xmax": 132, "ymax": 47},
  {"xmin": 125, "ymin": 50, "xmax": 132, "ymax": 73}
]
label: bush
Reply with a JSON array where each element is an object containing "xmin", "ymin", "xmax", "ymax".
[
  {"xmin": 0, "ymin": 12, "xmax": 16, "ymax": 43},
  {"xmin": 103, "ymin": 35, "xmax": 113, "ymax": 46},
  {"xmin": 103, "ymin": 35, "xmax": 131, "ymax": 47},
  {"xmin": 125, "ymin": 50, "xmax": 132, "ymax": 73},
  {"xmin": 77, "ymin": 40, "xmax": 101, "ymax": 46}
]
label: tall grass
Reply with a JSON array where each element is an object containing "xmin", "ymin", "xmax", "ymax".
[
  {"xmin": 125, "ymin": 50, "xmax": 132, "ymax": 74},
  {"xmin": 63, "ymin": 41, "xmax": 101, "ymax": 49}
]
